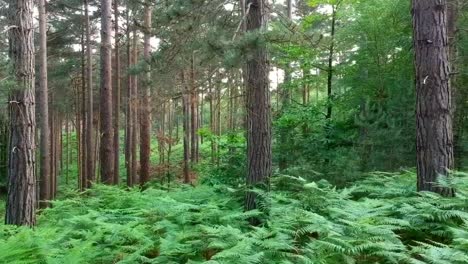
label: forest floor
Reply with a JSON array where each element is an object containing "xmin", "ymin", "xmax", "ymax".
[
  {"xmin": 0, "ymin": 135, "xmax": 467, "ymax": 263},
  {"xmin": 0, "ymin": 170, "xmax": 467, "ymax": 263}
]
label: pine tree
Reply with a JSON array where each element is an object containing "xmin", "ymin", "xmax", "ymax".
[
  {"xmin": 413, "ymin": 0, "xmax": 455, "ymax": 196},
  {"xmin": 244, "ymin": 0, "xmax": 272, "ymax": 224},
  {"xmin": 5, "ymin": 0, "xmax": 37, "ymax": 226},
  {"xmin": 100, "ymin": 0, "xmax": 115, "ymax": 184},
  {"xmin": 38, "ymin": 0, "xmax": 51, "ymax": 207},
  {"xmin": 140, "ymin": 2, "xmax": 152, "ymax": 186}
]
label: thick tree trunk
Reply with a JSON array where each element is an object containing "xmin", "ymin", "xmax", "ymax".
[
  {"xmin": 38, "ymin": 0, "xmax": 50, "ymax": 207},
  {"xmin": 413, "ymin": 0, "xmax": 454, "ymax": 196},
  {"xmin": 113, "ymin": 0, "xmax": 121, "ymax": 185},
  {"xmin": 140, "ymin": 3, "xmax": 152, "ymax": 185},
  {"xmin": 244, "ymin": 0, "xmax": 272, "ymax": 224},
  {"xmin": 100, "ymin": 0, "xmax": 115, "ymax": 184},
  {"xmin": 5, "ymin": 0, "xmax": 37, "ymax": 226}
]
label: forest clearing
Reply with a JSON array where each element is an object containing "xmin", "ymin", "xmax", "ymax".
[{"xmin": 0, "ymin": 0, "xmax": 467, "ymax": 263}]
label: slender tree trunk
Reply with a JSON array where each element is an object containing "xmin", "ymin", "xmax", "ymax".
[
  {"xmin": 216, "ymin": 77, "xmax": 221, "ymax": 166},
  {"xmin": 140, "ymin": 3, "xmax": 152, "ymax": 185},
  {"xmin": 181, "ymin": 72, "xmax": 191, "ymax": 183},
  {"xmin": 74, "ymin": 83, "xmax": 82, "ymax": 190},
  {"xmin": 100, "ymin": 0, "xmax": 114, "ymax": 184},
  {"xmin": 79, "ymin": 21, "xmax": 85, "ymax": 190},
  {"xmin": 49, "ymin": 111, "xmax": 57, "ymax": 200},
  {"xmin": 190, "ymin": 55, "xmax": 199, "ymax": 164},
  {"xmin": 81, "ymin": 36, "xmax": 88, "ymax": 190},
  {"xmin": 49, "ymin": 111, "xmax": 55, "ymax": 200},
  {"xmin": 53, "ymin": 113, "xmax": 60, "ymax": 197},
  {"xmin": 167, "ymin": 100, "xmax": 173, "ymax": 184},
  {"xmin": 66, "ymin": 114, "xmax": 70, "ymax": 185},
  {"xmin": 125, "ymin": 10, "xmax": 133, "ymax": 187},
  {"xmin": 279, "ymin": 0, "xmax": 293, "ymax": 172},
  {"xmin": 131, "ymin": 28, "xmax": 139, "ymax": 185},
  {"xmin": 413, "ymin": 0, "xmax": 454, "ymax": 196},
  {"xmin": 5, "ymin": 0, "xmax": 36, "ymax": 226},
  {"xmin": 209, "ymin": 74, "xmax": 215, "ymax": 164},
  {"xmin": 448, "ymin": 0, "xmax": 463, "ymax": 169},
  {"xmin": 84, "ymin": 0, "xmax": 94, "ymax": 188},
  {"xmin": 244, "ymin": 0, "xmax": 272, "ymax": 225},
  {"xmin": 200, "ymin": 88, "xmax": 204, "ymax": 144},
  {"xmin": 38, "ymin": 0, "xmax": 50, "ymax": 207},
  {"xmin": 113, "ymin": 0, "xmax": 121, "ymax": 185},
  {"xmin": 326, "ymin": 6, "xmax": 336, "ymax": 120}
]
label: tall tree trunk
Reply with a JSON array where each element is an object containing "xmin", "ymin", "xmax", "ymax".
[
  {"xmin": 448, "ymin": 0, "xmax": 463, "ymax": 169},
  {"xmin": 216, "ymin": 76, "xmax": 221, "ymax": 166},
  {"xmin": 79, "ymin": 21, "xmax": 85, "ymax": 190},
  {"xmin": 74, "ymin": 82, "xmax": 82, "ymax": 190},
  {"xmin": 49, "ymin": 110, "xmax": 55, "ymax": 200},
  {"xmin": 66, "ymin": 114, "xmax": 70, "ymax": 185},
  {"xmin": 244, "ymin": 0, "xmax": 272, "ymax": 225},
  {"xmin": 190, "ymin": 56, "xmax": 199, "ymax": 164},
  {"xmin": 113, "ymin": 0, "xmax": 121, "ymax": 184},
  {"xmin": 125, "ymin": 10, "xmax": 133, "ymax": 187},
  {"xmin": 278, "ymin": 0, "xmax": 293, "ymax": 172},
  {"xmin": 326, "ymin": 6, "xmax": 336, "ymax": 120},
  {"xmin": 413, "ymin": 0, "xmax": 454, "ymax": 196},
  {"xmin": 84, "ymin": 0, "xmax": 94, "ymax": 188},
  {"xmin": 38, "ymin": 0, "xmax": 50, "ymax": 207},
  {"xmin": 181, "ymin": 71, "xmax": 191, "ymax": 183},
  {"xmin": 100, "ymin": 0, "xmax": 114, "ymax": 184},
  {"xmin": 140, "ymin": 3, "xmax": 152, "ymax": 185},
  {"xmin": 131, "ymin": 27, "xmax": 139, "ymax": 185},
  {"xmin": 209, "ymin": 74, "xmax": 215, "ymax": 164},
  {"xmin": 5, "ymin": 0, "xmax": 36, "ymax": 226}
]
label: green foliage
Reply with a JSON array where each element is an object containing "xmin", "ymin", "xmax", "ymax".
[
  {"xmin": 272, "ymin": 0, "xmax": 415, "ymax": 183},
  {"xmin": 199, "ymin": 132, "xmax": 246, "ymax": 186},
  {"xmin": 1, "ymin": 172, "xmax": 467, "ymax": 263}
]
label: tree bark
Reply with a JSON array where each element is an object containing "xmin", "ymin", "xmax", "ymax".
[
  {"xmin": 100, "ymin": 0, "xmax": 115, "ymax": 184},
  {"xmin": 5, "ymin": 0, "xmax": 37, "ymax": 226},
  {"xmin": 113, "ymin": 0, "xmax": 121, "ymax": 185},
  {"xmin": 125, "ymin": 10, "xmax": 133, "ymax": 187},
  {"xmin": 131, "ymin": 27, "xmax": 139, "ymax": 185},
  {"xmin": 413, "ymin": 0, "xmax": 454, "ymax": 196},
  {"xmin": 181, "ymin": 71, "xmax": 191, "ymax": 184},
  {"xmin": 244, "ymin": 0, "xmax": 272, "ymax": 224},
  {"xmin": 38, "ymin": 0, "xmax": 50, "ymax": 207},
  {"xmin": 190, "ymin": 55, "xmax": 199, "ymax": 164},
  {"xmin": 326, "ymin": 5, "xmax": 336, "ymax": 120},
  {"xmin": 66, "ymin": 114, "xmax": 70, "ymax": 185},
  {"xmin": 140, "ymin": 3, "xmax": 152, "ymax": 185},
  {"xmin": 49, "ymin": 110, "xmax": 55, "ymax": 200},
  {"xmin": 84, "ymin": 0, "xmax": 94, "ymax": 188}
]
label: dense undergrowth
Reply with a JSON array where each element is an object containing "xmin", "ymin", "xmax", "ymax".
[{"xmin": 0, "ymin": 171, "xmax": 467, "ymax": 264}]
